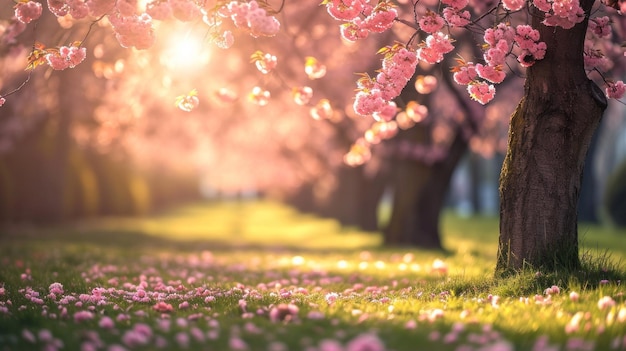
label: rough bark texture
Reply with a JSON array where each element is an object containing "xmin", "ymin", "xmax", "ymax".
[{"xmin": 496, "ymin": 1, "xmax": 607, "ymax": 273}]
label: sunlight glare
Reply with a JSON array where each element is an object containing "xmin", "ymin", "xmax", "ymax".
[{"xmin": 162, "ymin": 30, "xmax": 210, "ymax": 70}]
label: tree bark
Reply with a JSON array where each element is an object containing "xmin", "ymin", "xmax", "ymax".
[{"xmin": 496, "ymin": 1, "xmax": 607, "ymax": 273}]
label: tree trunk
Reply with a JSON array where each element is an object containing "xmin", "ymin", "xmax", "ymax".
[
  {"xmin": 384, "ymin": 127, "xmax": 468, "ymax": 248},
  {"xmin": 496, "ymin": 1, "xmax": 607, "ymax": 273}
]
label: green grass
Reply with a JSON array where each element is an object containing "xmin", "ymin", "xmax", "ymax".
[{"xmin": 0, "ymin": 200, "xmax": 625, "ymax": 351}]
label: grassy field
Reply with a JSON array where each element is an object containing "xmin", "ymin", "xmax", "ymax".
[{"xmin": 0, "ymin": 200, "xmax": 625, "ymax": 351}]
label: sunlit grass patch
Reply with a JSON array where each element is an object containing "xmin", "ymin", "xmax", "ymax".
[{"xmin": 1, "ymin": 200, "xmax": 625, "ymax": 350}]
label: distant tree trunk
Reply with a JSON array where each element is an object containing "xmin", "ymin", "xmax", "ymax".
[
  {"xmin": 297, "ymin": 166, "xmax": 386, "ymax": 231},
  {"xmin": 328, "ymin": 166, "xmax": 387, "ymax": 231},
  {"xmin": 497, "ymin": 1, "xmax": 607, "ymax": 273},
  {"xmin": 384, "ymin": 127, "xmax": 468, "ymax": 248}
]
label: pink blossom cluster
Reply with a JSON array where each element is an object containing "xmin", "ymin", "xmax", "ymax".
[
  {"xmin": 418, "ymin": 10, "xmax": 445, "ymax": 33},
  {"xmin": 588, "ymin": 16, "xmax": 612, "ymax": 38},
  {"xmin": 1, "ymin": 19, "xmax": 27, "ymax": 46},
  {"xmin": 45, "ymin": 45, "xmax": 87, "ymax": 70},
  {"xmin": 108, "ymin": 13, "xmax": 156, "ymax": 49},
  {"xmin": 514, "ymin": 24, "xmax": 547, "ymax": 67},
  {"xmin": 115, "ymin": 0, "xmax": 138, "ymax": 16},
  {"xmin": 605, "ymin": 80, "xmax": 626, "ymax": 99},
  {"xmin": 450, "ymin": 24, "xmax": 511, "ymax": 104},
  {"xmin": 453, "ymin": 62, "xmax": 496, "ymax": 105},
  {"xmin": 584, "ymin": 16, "xmax": 613, "ymax": 71},
  {"xmin": 87, "ymin": 0, "xmax": 116, "ymax": 17},
  {"xmin": 416, "ymin": 32, "xmax": 455, "ymax": 64},
  {"xmin": 47, "ymin": 0, "xmax": 88, "ymax": 19},
  {"xmin": 353, "ymin": 46, "xmax": 417, "ymax": 120},
  {"xmin": 482, "ymin": 23, "xmax": 516, "ymax": 67},
  {"xmin": 532, "ymin": 0, "xmax": 585, "ymax": 29},
  {"xmin": 219, "ymin": 0, "xmax": 280, "ymax": 38},
  {"xmin": 325, "ymin": 0, "xmax": 398, "ymax": 42},
  {"xmin": 253, "ymin": 52, "xmax": 278, "ymax": 74},
  {"xmin": 146, "ymin": 0, "xmax": 173, "ymax": 20},
  {"xmin": 441, "ymin": 0, "xmax": 471, "ymax": 27},
  {"xmin": 502, "ymin": 0, "xmax": 525, "ymax": 11},
  {"xmin": 452, "ymin": 23, "xmax": 547, "ymax": 104},
  {"xmin": 169, "ymin": 0, "xmax": 201, "ymax": 21},
  {"xmin": 41, "ymin": 0, "xmax": 157, "ymax": 51},
  {"xmin": 14, "ymin": 1, "xmax": 43, "ymax": 24}
]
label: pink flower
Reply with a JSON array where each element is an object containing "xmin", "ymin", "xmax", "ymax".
[
  {"xmin": 569, "ymin": 291, "xmax": 580, "ymax": 302},
  {"xmin": 467, "ymin": 82, "xmax": 496, "ymax": 105},
  {"xmin": 346, "ymin": 333, "xmax": 385, "ymax": 351},
  {"xmin": 325, "ymin": 0, "xmax": 364, "ymax": 21},
  {"xmin": 169, "ymin": 0, "xmax": 200, "ymax": 22},
  {"xmin": 517, "ymin": 42, "xmax": 547, "ymax": 68},
  {"xmin": 146, "ymin": 0, "xmax": 172, "ymax": 20},
  {"xmin": 214, "ymin": 30, "xmax": 234, "ymax": 49},
  {"xmin": 417, "ymin": 32, "xmax": 454, "ymax": 64},
  {"xmin": 22, "ymin": 329, "xmax": 36, "ymax": 343},
  {"xmin": 325, "ymin": 292, "xmax": 339, "ymax": 304},
  {"xmin": 541, "ymin": 3, "xmax": 585, "ymax": 29},
  {"xmin": 363, "ymin": 7, "xmax": 397, "ymax": 33},
  {"xmin": 153, "ymin": 301, "xmax": 173, "ymax": 313},
  {"xmin": 46, "ymin": 45, "xmax": 87, "ymax": 70},
  {"xmin": 483, "ymin": 23, "xmax": 515, "ymax": 47},
  {"xmin": 109, "ymin": 13, "xmax": 156, "ymax": 50},
  {"xmin": 475, "ymin": 64, "xmax": 506, "ymax": 84},
  {"xmin": 606, "ymin": 81, "xmax": 626, "ymax": 99},
  {"xmin": 514, "ymin": 25, "xmax": 541, "ymax": 50},
  {"xmin": 221, "ymin": 0, "xmax": 280, "ymax": 37},
  {"xmin": 15, "ymin": 1, "xmax": 42, "ymax": 24},
  {"xmin": 598, "ymin": 296, "xmax": 616, "ymax": 309},
  {"xmin": 544, "ymin": 285, "xmax": 560, "ymax": 295},
  {"xmin": 588, "ymin": 16, "xmax": 611, "ymax": 38},
  {"xmin": 0, "ymin": 97, "xmax": 5, "ymax": 107},
  {"xmin": 74, "ymin": 310, "xmax": 94, "ymax": 322},
  {"xmin": 254, "ymin": 53, "xmax": 277, "ymax": 74},
  {"xmin": 269, "ymin": 303, "xmax": 299, "ymax": 322},
  {"xmin": 340, "ymin": 20, "xmax": 370, "ymax": 42},
  {"xmin": 319, "ymin": 339, "xmax": 343, "ymax": 351},
  {"xmin": 372, "ymin": 101, "xmax": 398, "ymax": 122},
  {"xmin": 98, "ymin": 316, "xmax": 115, "ymax": 329},
  {"xmin": 483, "ymin": 42, "xmax": 509, "ymax": 66},
  {"xmin": 442, "ymin": 7, "xmax": 470, "ymax": 27},
  {"xmin": 565, "ymin": 312, "xmax": 584, "ymax": 334},
  {"xmin": 419, "ymin": 10, "xmax": 445, "ymax": 33},
  {"xmin": 229, "ymin": 336, "xmax": 248, "ymax": 350},
  {"xmin": 175, "ymin": 332, "xmax": 190, "ymax": 348},
  {"xmin": 49, "ymin": 282, "xmax": 64, "ymax": 295},
  {"xmin": 502, "ymin": 0, "xmax": 525, "ymax": 11},
  {"xmin": 453, "ymin": 61, "xmax": 478, "ymax": 85}
]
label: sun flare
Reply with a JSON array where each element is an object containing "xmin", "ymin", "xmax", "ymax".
[{"xmin": 161, "ymin": 29, "xmax": 210, "ymax": 69}]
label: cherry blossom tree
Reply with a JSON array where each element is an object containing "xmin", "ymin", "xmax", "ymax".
[{"xmin": 2, "ymin": 0, "xmax": 626, "ymax": 273}]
